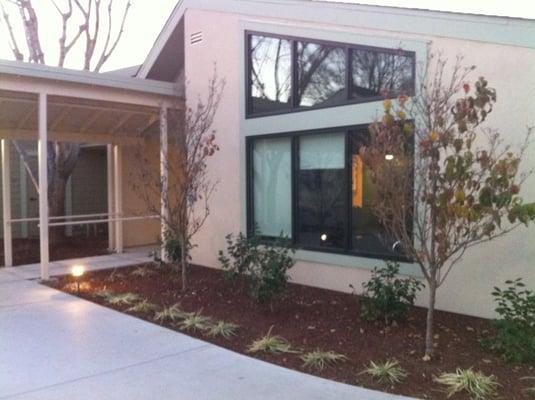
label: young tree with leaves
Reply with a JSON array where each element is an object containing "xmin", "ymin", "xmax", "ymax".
[
  {"xmin": 0, "ymin": 0, "xmax": 131, "ymax": 240},
  {"xmin": 132, "ymin": 72, "xmax": 225, "ymax": 291},
  {"xmin": 361, "ymin": 54, "xmax": 535, "ymax": 359}
]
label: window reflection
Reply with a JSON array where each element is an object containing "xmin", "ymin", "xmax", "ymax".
[
  {"xmin": 297, "ymin": 133, "xmax": 346, "ymax": 249},
  {"xmin": 297, "ymin": 42, "xmax": 346, "ymax": 108},
  {"xmin": 250, "ymin": 35, "xmax": 292, "ymax": 114},
  {"xmin": 351, "ymin": 131, "xmax": 402, "ymax": 256},
  {"xmin": 350, "ymin": 49, "xmax": 413, "ymax": 99}
]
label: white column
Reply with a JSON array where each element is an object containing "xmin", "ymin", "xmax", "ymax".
[
  {"xmin": 19, "ymin": 155, "xmax": 28, "ymax": 238},
  {"xmin": 113, "ymin": 144, "xmax": 123, "ymax": 253},
  {"xmin": 38, "ymin": 93, "xmax": 49, "ymax": 280},
  {"xmin": 65, "ymin": 177, "xmax": 73, "ymax": 237},
  {"xmin": 107, "ymin": 144, "xmax": 115, "ymax": 252},
  {"xmin": 160, "ymin": 106, "xmax": 170, "ymax": 263},
  {"xmin": 2, "ymin": 139, "xmax": 13, "ymax": 267}
]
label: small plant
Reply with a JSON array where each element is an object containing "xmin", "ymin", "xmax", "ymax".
[
  {"xmin": 218, "ymin": 231, "xmax": 260, "ymax": 280},
  {"xmin": 521, "ymin": 377, "xmax": 535, "ymax": 398},
  {"xmin": 94, "ymin": 288, "xmax": 114, "ymax": 300},
  {"xmin": 107, "ymin": 269, "xmax": 125, "ymax": 283},
  {"xmin": 154, "ymin": 304, "xmax": 187, "ymax": 324},
  {"xmin": 300, "ymin": 350, "xmax": 347, "ymax": 371},
  {"xmin": 483, "ymin": 278, "xmax": 535, "ymax": 363},
  {"xmin": 434, "ymin": 368, "xmax": 499, "ymax": 400},
  {"xmin": 207, "ymin": 321, "xmax": 240, "ymax": 339},
  {"xmin": 361, "ymin": 360, "xmax": 408, "ymax": 386},
  {"xmin": 126, "ymin": 299, "xmax": 159, "ymax": 314},
  {"xmin": 179, "ymin": 311, "xmax": 211, "ymax": 332},
  {"xmin": 219, "ymin": 230, "xmax": 295, "ymax": 304},
  {"xmin": 152, "ymin": 233, "xmax": 183, "ymax": 267},
  {"xmin": 358, "ymin": 262, "xmax": 424, "ymax": 325},
  {"xmin": 247, "ymin": 327, "xmax": 296, "ymax": 354},
  {"xmin": 131, "ymin": 266, "xmax": 155, "ymax": 278},
  {"xmin": 106, "ymin": 292, "xmax": 142, "ymax": 306}
]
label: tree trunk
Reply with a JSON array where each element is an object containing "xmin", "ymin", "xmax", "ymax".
[
  {"xmin": 425, "ymin": 278, "xmax": 437, "ymax": 358},
  {"xmin": 48, "ymin": 172, "xmax": 67, "ymax": 244},
  {"xmin": 180, "ymin": 238, "xmax": 187, "ymax": 292}
]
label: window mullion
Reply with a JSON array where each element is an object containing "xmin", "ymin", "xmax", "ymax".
[
  {"xmin": 291, "ymin": 40, "xmax": 299, "ymax": 109},
  {"xmin": 292, "ymin": 134, "xmax": 298, "ymax": 244},
  {"xmin": 345, "ymin": 131, "xmax": 352, "ymax": 252}
]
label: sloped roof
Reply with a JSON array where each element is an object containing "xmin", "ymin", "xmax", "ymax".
[{"xmin": 138, "ymin": 0, "xmax": 535, "ymax": 79}]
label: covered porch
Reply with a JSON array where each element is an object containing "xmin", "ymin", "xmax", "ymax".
[{"xmin": 0, "ymin": 59, "xmax": 181, "ymax": 279}]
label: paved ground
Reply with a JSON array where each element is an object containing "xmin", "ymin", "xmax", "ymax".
[{"xmin": 0, "ymin": 251, "xmax": 414, "ymax": 400}]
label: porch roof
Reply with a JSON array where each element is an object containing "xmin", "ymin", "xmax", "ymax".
[{"xmin": 0, "ymin": 59, "xmax": 182, "ymax": 144}]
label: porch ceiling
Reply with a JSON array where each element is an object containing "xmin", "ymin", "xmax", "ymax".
[
  {"xmin": 0, "ymin": 90, "xmax": 162, "ymax": 143},
  {"xmin": 0, "ymin": 59, "xmax": 183, "ymax": 145}
]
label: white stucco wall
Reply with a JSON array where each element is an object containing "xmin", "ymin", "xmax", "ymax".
[{"xmin": 184, "ymin": 8, "xmax": 535, "ymax": 319}]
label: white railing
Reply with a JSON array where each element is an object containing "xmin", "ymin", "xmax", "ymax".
[{"xmin": 7, "ymin": 213, "xmax": 159, "ymax": 227}]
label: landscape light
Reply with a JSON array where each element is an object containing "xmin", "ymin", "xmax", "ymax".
[
  {"xmin": 385, "ymin": 154, "xmax": 394, "ymax": 161},
  {"xmin": 71, "ymin": 265, "xmax": 85, "ymax": 278},
  {"xmin": 71, "ymin": 265, "xmax": 85, "ymax": 295},
  {"xmin": 320, "ymin": 233, "xmax": 328, "ymax": 242}
]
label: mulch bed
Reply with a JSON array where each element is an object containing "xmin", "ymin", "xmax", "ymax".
[
  {"xmin": 1, "ymin": 236, "xmax": 109, "ymax": 266},
  {"xmin": 49, "ymin": 263, "xmax": 534, "ymax": 399}
]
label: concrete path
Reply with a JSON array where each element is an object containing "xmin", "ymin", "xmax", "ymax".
[{"xmin": 0, "ymin": 253, "xmax": 414, "ymax": 400}]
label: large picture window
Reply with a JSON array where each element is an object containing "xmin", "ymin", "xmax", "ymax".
[
  {"xmin": 246, "ymin": 31, "xmax": 415, "ymax": 118},
  {"xmin": 247, "ymin": 126, "xmax": 413, "ymax": 261}
]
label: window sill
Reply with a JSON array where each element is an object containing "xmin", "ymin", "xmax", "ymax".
[{"xmin": 294, "ymin": 248, "xmax": 422, "ymax": 278}]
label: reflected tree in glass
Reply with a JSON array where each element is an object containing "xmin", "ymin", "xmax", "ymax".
[
  {"xmin": 351, "ymin": 49, "xmax": 413, "ymax": 99},
  {"xmin": 250, "ymin": 36, "xmax": 292, "ymax": 113},
  {"xmin": 296, "ymin": 42, "xmax": 346, "ymax": 108}
]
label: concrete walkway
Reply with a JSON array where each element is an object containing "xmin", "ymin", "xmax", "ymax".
[{"xmin": 0, "ymin": 252, "xmax": 414, "ymax": 400}]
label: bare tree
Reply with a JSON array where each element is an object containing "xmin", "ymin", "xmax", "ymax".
[
  {"xmin": 360, "ymin": 53, "xmax": 535, "ymax": 359},
  {"xmin": 0, "ymin": 0, "xmax": 131, "ymax": 241},
  {"xmin": 131, "ymin": 72, "xmax": 225, "ymax": 291}
]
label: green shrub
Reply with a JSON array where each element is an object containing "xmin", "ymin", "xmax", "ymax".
[
  {"xmin": 152, "ymin": 232, "xmax": 189, "ymax": 266},
  {"xmin": 218, "ymin": 231, "xmax": 295, "ymax": 304},
  {"xmin": 358, "ymin": 261, "xmax": 424, "ymax": 325},
  {"xmin": 483, "ymin": 278, "xmax": 535, "ymax": 363}
]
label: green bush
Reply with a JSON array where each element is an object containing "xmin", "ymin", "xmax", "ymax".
[
  {"xmin": 358, "ymin": 261, "xmax": 424, "ymax": 325},
  {"xmin": 152, "ymin": 232, "xmax": 190, "ymax": 266},
  {"xmin": 218, "ymin": 231, "xmax": 295, "ymax": 304},
  {"xmin": 483, "ymin": 278, "xmax": 535, "ymax": 363}
]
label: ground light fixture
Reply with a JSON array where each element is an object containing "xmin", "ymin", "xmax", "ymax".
[
  {"xmin": 71, "ymin": 265, "xmax": 85, "ymax": 295},
  {"xmin": 385, "ymin": 154, "xmax": 394, "ymax": 161},
  {"xmin": 320, "ymin": 233, "xmax": 328, "ymax": 242}
]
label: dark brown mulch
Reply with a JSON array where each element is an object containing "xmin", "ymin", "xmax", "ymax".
[
  {"xmin": 49, "ymin": 263, "xmax": 534, "ymax": 400},
  {"xmin": 1, "ymin": 236, "xmax": 109, "ymax": 266}
]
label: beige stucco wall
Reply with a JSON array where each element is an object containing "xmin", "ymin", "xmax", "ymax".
[
  {"xmin": 0, "ymin": 136, "xmax": 160, "ymax": 252},
  {"xmin": 122, "ymin": 140, "xmax": 161, "ymax": 248},
  {"xmin": 188, "ymin": 8, "xmax": 534, "ymax": 319}
]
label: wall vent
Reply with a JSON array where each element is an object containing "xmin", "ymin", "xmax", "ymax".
[{"xmin": 190, "ymin": 31, "xmax": 203, "ymax": 45}]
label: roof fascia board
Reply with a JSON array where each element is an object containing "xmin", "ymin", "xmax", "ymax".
[
  {"xmin": 138, "ymin": 0, "xmax": 535, "ymax": 78},
  {"xmin": 0, "ymin": 59, "xmax": 180, "ymax": 98}
]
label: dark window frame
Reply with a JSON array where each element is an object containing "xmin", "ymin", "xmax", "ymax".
[
  {"xmin": 246, "ymin": 124, "xmax": 415, "ymax": 263},
  {"xmin": 245, "ymin": 30, "xmax": 416, "ymax": 119}
]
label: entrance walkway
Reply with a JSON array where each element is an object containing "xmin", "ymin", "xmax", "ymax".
[{"xmin": 0, "ymin": 254, "xmax": 414, "ymax": 400}]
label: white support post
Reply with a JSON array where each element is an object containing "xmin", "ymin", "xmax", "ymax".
[
  {"xmin": 113, "ymin": 144, "xmax": 123, "ymax": 253},
  {"xmin": 160, "ymin": 106, "xmax": 170, "ymax": 263},
  {"xmin": 2, "ymin": 139, "xmax": 13, "ymax": 267},
  {"xmin": 38, "ymin": 93, "xmax": 49, "ymax": 280},
  {"xmin": 65, "ymin": 177, "xmax": 73, "ymax": 237},
  {"xmin": 107, "ymin": 144, "xmax": 115, "ymax": 252},
  {"xmin": 19, "ymin": 155, "xmax": 28, "ymax": 238}
]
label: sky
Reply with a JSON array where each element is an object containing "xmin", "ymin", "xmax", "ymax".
[{"xmin": 0, "ymin": 0, "xmax": 533, "ymax": 72}]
